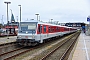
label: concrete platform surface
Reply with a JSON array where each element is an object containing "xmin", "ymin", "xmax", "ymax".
[
  {"xmin": 72, "ymin": 33, "xmax": 90, "ymax": 60},
  {"xmin": 0, "ymin": 36, "xmax": 17, "ymax": 44}
]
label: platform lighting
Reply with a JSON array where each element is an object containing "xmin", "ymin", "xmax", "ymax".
[
  {"xmin": 10, "ymin": 9, "xmax": 13, "ymax": 31},
  {"xmin": 39, "ymin": 16, "xmax": 40, "ymax": 21},
  {"xmin": 18, "ymin": 5, "xmax": 21, "ymax": 23},
  {"xmin": 4, "ymin": 1, "xmax": 11, "ymax": 39},
  {"xmin": 10, "ymin": 9, "xmax": 12, "ymax": 15},
  {"xmin": 16, "ymin": 16, "xmax": 18, "ymax": 22},
  {"xmin": 18, "ymin": 5, "xmax": 21, "ymax": 30},
  {"xmin": 35, "ymin": 14, "xmax": 39, "ymax": 20},
  {"xmin": 51, "ymin": 19, "xmax": 53, "ymax": 23},
  {"xmin": 4, "ymin": 1, "xmax": 11, "ymax": 24},
  {"xmin": 2, "ymin": 15, "xmax": 4, "ymax": 25}
]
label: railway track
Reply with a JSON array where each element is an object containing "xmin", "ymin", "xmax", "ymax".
[
  {"xmin": 0, "ymin": 42, "xmax": 17, "ymax": 55},
  {"xmin": 1, "ymin": 40, "xmax": 58, "ymax": 60},
  {"xmin": 0, "ymin": 43, "xmax": 16, "ymax": 55},
  {"xmin": 0, "ymin": 42, "xmax": 20, "ymax": 60},
  {"xmin": 0, "ymin": 31, "xmax": 80, "ymax": 60},
  {"xmin": 0, "ymin": 46, "xmax": 30, "ymax": 60},
  {"xmin": 0, "ymin": 40, "xmax": 47, "ymax": 60},
  {"xmin": 27, "ymin": 31, "xmax": 80, "ymax": 60},
  {"xmin": 40, "ymin": 31, "xmax": 80, "ymax": 60},
  {"xmin": 0, "ymin": 42, "xmax": 16, "ymax": 47}
]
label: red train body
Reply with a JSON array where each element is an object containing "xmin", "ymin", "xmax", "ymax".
[{"xmin": 16, "ymin": 20, "xmax": 77, "ymax": 46}]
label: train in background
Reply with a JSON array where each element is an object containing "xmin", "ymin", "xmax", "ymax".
[
  {"xmin": 0, "ymin": 28, "xmax": 17, "ymax": 36},
  {"xmin": 16, "ymin": 20, "xmax": 77, "ymax": 46},
  {"xmin": 0, "ymin": 29, "xmax": 6, "ymax": 36}
]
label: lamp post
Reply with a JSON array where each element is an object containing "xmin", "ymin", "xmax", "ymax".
[
  {"xmin": 39, "ymin": 16, "xmax": 40, "ymax": 21},
  {"xmin": 4, "ymin": 1, "xmax": 11, "ymax": 24},
  {"xmin": 18, "ymin": 5, "xmax": 21, "ymax": 23},
  {"xmin": 10, "ymin": 9, "xmax": 12, "ymax": 15},
  {"xmin": 16, "ymin": 16, "xmax": 18, "ymax": 22},
  {"xmin": 57, "ymin": 21, "xmax": 59, "ymax": 25},
  {"xmin": 10, "ymin": 9, "xmax": 14, "ymax": 34},
  {"xmin": 51, "ymin": 19, "xmax": 53, "ymax": 23},
  {"xmin": 2, "ymin": 15, "xmax": 4, "ymax": 25},
  {"xmin": 35, "ymin": 14, "xmax": 39, "ymax": 20},
  {"xmin": 10, "ymin": 9, "xmax": 12, "ymax": 23},
  {"xmin": 4, "ymin": 1, "xmax": 11, "ymax": 39}
]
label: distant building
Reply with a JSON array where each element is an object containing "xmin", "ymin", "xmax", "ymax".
[
  {"xmin": 65, "ymin": 22, "xmax": 86, "ymax": 31},
  {"xmin": 5, "ymin": 13, "xmax": 19, "ymax": 28},
  {"xmin": 4, "ymin": 13, "xmax": 19, "ymax": 34},
  {"xmin": 60, "ymin": 23, "xmax": 66, "ymax": 26},
  {"xmin": 0, "ymin": 24, "xmax": 3, "ymax": 28}
]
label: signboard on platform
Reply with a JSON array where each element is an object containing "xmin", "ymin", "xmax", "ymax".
[{"xmin": 87, "ymin": 16, "xmax": 90, "ymax": 21}]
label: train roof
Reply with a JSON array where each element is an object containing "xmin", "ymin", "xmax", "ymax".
[
  {"xmin": 21, "ymin": 20, "xmax": 38, "ymax": 23},
  {"xmin": 21, "ymin": 20, "xmax": 77, "ymax": 29}
]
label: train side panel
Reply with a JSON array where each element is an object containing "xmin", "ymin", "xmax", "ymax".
[{"xmin": 16, "ymin": 21, "xmax": 77, "ymax": 46}]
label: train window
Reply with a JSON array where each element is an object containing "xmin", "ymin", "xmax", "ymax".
[
  {"xmin": 44, "ymin": 26, "xmax": 46, "ymax": 33},
  {"xmin": 38, "ymin": 25, "xmax": 42, "ymax": 33},
  {"xmin": 53, "ymin": 28, "xmax": 54, "ymax": 32},
  {"xmin": 64, "ymin": 28, "xmax": 68, "ymax": 31},
  {"xmin": 38, "ymin": 26, "xmax": 40, "ymax": 32},
  {"xmin": 65, "ymin": 28, "xmax": 66, "ymax": 31},
  {"xmin": 20, "ymin": 23, "xmax": 37, "ymax": 30},
  {"xmin": 56, "ymin": 27, "xmax": 58, "ymax": 32},
  {"xmin": 48, "ymin": 26, "xmax": 50, "ymax": 33},
  {"xmin": 51, "ymin": 28, "xmax": 52, "ymax": 32}
]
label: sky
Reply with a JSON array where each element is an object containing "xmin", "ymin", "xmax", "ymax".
[{"xmin": 0, "ymin": 0, "xmax": 90, "ymax": 24}]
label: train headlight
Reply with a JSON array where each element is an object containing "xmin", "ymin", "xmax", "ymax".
[{"xmin": 26, "ymin": 31, "xmax": 28, "ymax": 34}]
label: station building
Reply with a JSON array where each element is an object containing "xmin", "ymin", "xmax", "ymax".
[
  {"xmin": 64, "ymin": 22, "xmax": 86, "ymax": 31},
  {"xmin": 4, "ymin": 13, "xmax": 19, "ymax": 35}
]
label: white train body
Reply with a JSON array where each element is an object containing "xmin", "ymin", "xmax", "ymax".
[{"xmin": 16, "ymin": 20, "xmax": 77, "ymax": 46}]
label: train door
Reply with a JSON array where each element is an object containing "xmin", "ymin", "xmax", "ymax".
[
  {"xmin": 37, "ymin": 24, "xmax": 42, "ymax": 43},
  {"xmin": 40, "ymin": 25, "xmax": 42, "ymax": 43}
]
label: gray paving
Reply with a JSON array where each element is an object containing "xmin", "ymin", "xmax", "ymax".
[
  {"xmin": 0, "ymin": 36, "xmax": 17, "ymax": 44},
  {"xmin": 72, "ymin": 33, "xmax": 90, "ymax": 60}
]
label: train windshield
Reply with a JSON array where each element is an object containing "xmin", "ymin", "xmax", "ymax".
[
  {"xmin": 19, "ymin": 22, "xmax": 37, "ymax": 33},
  {"xmin": 21, "ymin": 23, "xmax": 36, "ymax": 30}
]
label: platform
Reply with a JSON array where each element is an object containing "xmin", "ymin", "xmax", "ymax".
[
  {"xmin": 71, "ymin": 33, "xmax": 90, "ymax": 60},
  {"xmin": 0, "ymin": 36, "xmax": 17, "ymax": 45}
]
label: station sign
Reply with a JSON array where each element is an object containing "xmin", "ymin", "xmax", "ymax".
[{"xmin": 87, "ymin": 16, "xmax": 90, "ymax": 21}]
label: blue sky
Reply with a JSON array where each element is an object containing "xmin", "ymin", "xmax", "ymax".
[{"xmin": 0, "ymin": 0, "xmax": 90, "ymax": 24}]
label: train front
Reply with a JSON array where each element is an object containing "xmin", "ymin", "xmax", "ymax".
[{"xmin": 16, "ymin": 21, "xmax": 38, "ymax": 46}]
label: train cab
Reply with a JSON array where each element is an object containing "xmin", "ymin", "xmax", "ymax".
[{"xmin": 17, "ymin": 20, "xmax": 39, "ymax": 46}]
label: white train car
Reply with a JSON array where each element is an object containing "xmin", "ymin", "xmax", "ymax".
[{"xmin": 16, "ymin": 20, "xmax": 77, "ymax": 46}]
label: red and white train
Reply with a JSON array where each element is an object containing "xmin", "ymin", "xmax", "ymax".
[{"xmin": 16, "ymin": 20, "xmax": 77, "ymax": 46}]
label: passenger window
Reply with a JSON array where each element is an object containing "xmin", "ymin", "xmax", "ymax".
[
  {"xmin": 48, "ymin": 27, "xmax": 50, "ymax": 33},
  {"xmin": 44, "ymin": 26, "xmax": 46, "ymax": 33},
  {"xmin": 38, "ymin": 26, "xmax": 40, "ymax": 32},
  {"xmin": 38, "ymin": 25, "xmax": 42, "ymax": 33}
]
